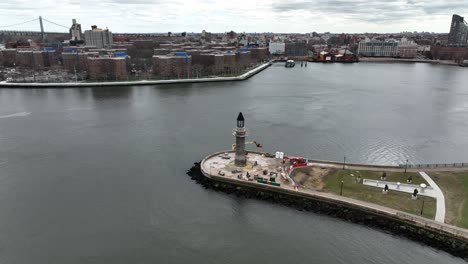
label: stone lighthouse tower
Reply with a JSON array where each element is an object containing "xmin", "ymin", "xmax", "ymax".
[{"xmin": 233, "ymin": 112, "xmax": 247, "ymax": 167}]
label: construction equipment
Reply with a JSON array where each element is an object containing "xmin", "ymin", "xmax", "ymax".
[
  {"xmin": 284, "ymin": 156, "xmax": 307, "ymax": 168},
  {"xmin": 232, "ymin": 141, "xmax": 263, "ymax": 150}
]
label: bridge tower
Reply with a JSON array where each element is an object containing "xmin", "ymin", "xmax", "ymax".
[
  {"xmin": 39, "ymin": 16, "xmax": 45, "ymax": 41},
  {"xmin": 233, "ymin": 112, "xmax": 248, "ymax": 167}
]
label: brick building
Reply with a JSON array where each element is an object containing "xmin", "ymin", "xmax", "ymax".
[
  {"xmin": 32, "ymin": 51, "xmax": 45, "ymax": 69},
  {"xmin": 16, "ymin": 50, "xmax": 33, "ymax": 67},
  {"xmin": 398, "ymin": 46, "xmax": 418, "ymax": 58},
  {"xmin": 152, "ymin": 55, "xmax": 192, "ymax": 79},
  {"xmin": 249, "ymin": 47, "xmax": 269, "ymax": 61},
  {"xmin": 87, "ymin": 57, "xmax": 128, "ymax": 81},
  {"xmin": 236, "ymin": 51, "xmax": 251, "ymax": 67},
  {"xmin": 43, "ymin": 50, "xmax": 58, "ymax": 66},
  {"xmin": 431, "ymin": 46, "xmax": 468, "ymax": 62},
  {"xmin": 62, "ymin": 52, "xmax": 99, "ymax": 71},
  {"xmin": 62, "ymin": 52, "xmax": 81, "ymax": 71},
  {"xmin": 1, "ymin": 49, "xmax": 17, "ymax": 66}
]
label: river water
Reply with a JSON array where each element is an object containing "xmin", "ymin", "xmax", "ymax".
[{"xmin": 0, "ymin": 63, "xmax": 467, "ymax": 263}]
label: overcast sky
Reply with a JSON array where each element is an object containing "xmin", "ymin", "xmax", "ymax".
[{"xmin": 0, "ymin": 0, "xmax": 466, "ymax": 33}]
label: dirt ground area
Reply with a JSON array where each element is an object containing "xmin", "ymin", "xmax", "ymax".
[{"xmin": 292, "ymin": 166, "xmax": 330, "ymax": 190}]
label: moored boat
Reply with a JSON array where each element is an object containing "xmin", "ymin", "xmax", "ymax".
[{"xmin": 285, "ymin": 60, "xmax": 295, "ymax": 68}]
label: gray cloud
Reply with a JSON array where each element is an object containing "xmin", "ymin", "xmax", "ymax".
[
  {"xmin": 273, "ymin": 0, "xmax": 468, "ymax": 23},
  {"xmin": 0, "ymin": 0, "xmax": 466, "ymax": 33}
]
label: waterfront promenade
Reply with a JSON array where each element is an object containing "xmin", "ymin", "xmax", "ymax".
[{"xmin": 0, "ymin": 62, "xmax": 272, "ymax": 88}]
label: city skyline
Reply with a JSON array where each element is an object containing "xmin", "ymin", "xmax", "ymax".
[{"xmin": 0, "ymin": 0, "xmax": 467, "ymax": 33}]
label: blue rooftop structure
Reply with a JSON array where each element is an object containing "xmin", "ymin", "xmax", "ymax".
[
  {"xmin": 114, "ymin": 52, "xmax": 126, "ymax": 57},
  {"xmin": 175, "ymin": 52, "xmax": 188, "ymax": 57}
]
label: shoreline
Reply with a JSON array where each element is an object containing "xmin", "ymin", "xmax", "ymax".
[
  {"xmin": 359, "ymin": 57, "xmax": 459, "ymax": 65},
  {"xmin": 1, "ymin": 59, "xmax": 463, "ymax": 88},
  {"xmin": 0, "ymin": 62, "xmax": 272, "ymax": 88},
  {"xmin": 192, "ymin": 151, "xmax": 468, "ymax": 260}
]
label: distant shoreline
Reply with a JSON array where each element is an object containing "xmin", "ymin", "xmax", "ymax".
[
  {"xmin": 0, "ymin": 62, "xmax": 272, "ymax": 88},
  {"xmin": 359, "ymin": 57, "xmax": 459, "ymax": 65}
]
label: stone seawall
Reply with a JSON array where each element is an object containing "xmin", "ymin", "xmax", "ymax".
[{"xmin": 188, "ymin": 162, "xmax": 468, "ymax": 261}]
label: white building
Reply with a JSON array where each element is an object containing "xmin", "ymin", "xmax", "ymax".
[
  {"xmin": 357, "ymin": 39, "xmax": 399, "ymax": 57},
  {"xmin": 417, "ymin": 45, "xmax": 431, "ymax": 52},
  {"xmin": 84, "ymin": 25, "xmax": 113, "ymax": 49},
  {"xmin": 358, "ymin": 38, "xmax": 418, "ymax": 58},
  {"xmin": 268, "ymin": 42, "xmax": 285, "ymax": 55}
]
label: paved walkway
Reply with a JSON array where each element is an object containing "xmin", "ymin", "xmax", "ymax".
[
  {"xmin": 419, "ymin": 171, "xmax": 446, "ymax": 223},
  {"xmin": 362, "ymin": 179, "xmax": 437, "ymax": 198}
]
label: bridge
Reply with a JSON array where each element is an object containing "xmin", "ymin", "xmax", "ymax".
[{"xmin": 0, "ymin": 17, "xmax": 70, "ymax": 42}]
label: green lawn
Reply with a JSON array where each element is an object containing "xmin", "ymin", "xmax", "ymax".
[
  {"xmin": 430, "ymin": 171, "xmax": 468, "ymax": 228},
  {"xmin": 322, "ymin": 169, "xmax": 436, "ymax": 219}
]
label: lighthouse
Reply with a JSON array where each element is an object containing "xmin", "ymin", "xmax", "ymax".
[{"xmin": 233, "ymin": 112, "xmax": 247, "ymax": 167}]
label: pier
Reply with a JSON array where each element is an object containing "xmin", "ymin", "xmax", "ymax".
[{"xmin": 194, "ymin": 112, "xmax": 468, "ymax": 260}]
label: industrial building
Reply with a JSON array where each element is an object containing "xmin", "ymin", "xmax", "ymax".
[
  {"xmin": 84, "ymin": 25, "xmax": 113, "ymax": 49},
  {"xmin": 448, "ymin": 14, "xmax": 468, "ymax": 46},
  {"xmin": 69, "ymin": 19, "xmax": 83, "ymax": 45},
  {"xmin": 285, "ymin": 42, "xmax": 308, "ymax": 56}
]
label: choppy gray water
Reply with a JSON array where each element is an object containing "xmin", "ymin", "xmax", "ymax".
[{"xmin": 0, "ymin": 63, "xmax": 467, "ymax": 263}]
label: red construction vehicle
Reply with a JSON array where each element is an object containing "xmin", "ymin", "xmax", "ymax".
[{"xmin": 284, "ymin": 156, "xmax": 307, "ymax": 168}]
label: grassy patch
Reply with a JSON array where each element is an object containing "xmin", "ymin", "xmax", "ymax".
[
  {"xmin": 294, "ymin": 167, "xmax": 436, "ymax": 219},
  {"xmin": 430, "ymin": 171, "xmax": 468, "ymax": 228}
]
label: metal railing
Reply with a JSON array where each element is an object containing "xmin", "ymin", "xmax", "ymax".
[{"xmin": 400, "ymin": 163, "xmax": 468, "ymax": 169}]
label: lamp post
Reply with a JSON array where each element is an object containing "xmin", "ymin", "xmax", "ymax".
[
  {"xmin": 340, "ymin": 180, "xmax": 344, "ymax": 196},
  {"xmin": 405, "ymin": 159, "xmax": 409, "ymax": 174},
  {"xmin": 31, "ymin": 50, "xmax": 36, "ymax": 82},
  {"xmin": 343, "ymin": 156, "xmax": 346, "ymax": 170},
  {"xmin": 420, "ymin": 198, "xmax": 425, "ymax": 216}
]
